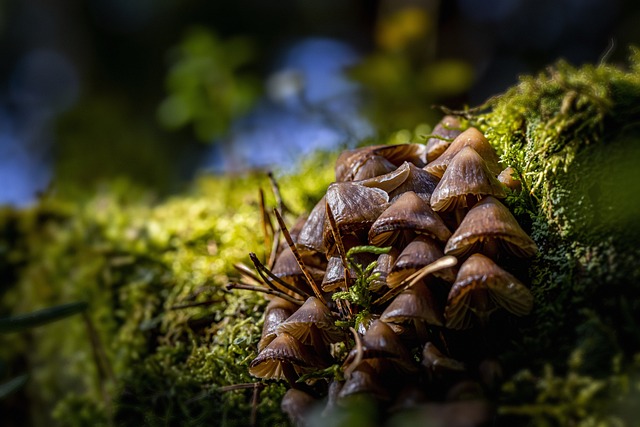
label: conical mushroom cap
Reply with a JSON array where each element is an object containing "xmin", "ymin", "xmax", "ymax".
[
  {"xmin": 369, "ymin": 191, "xmax": 451, "ymax": 247},
  {"xmin": 321, "ymin": 256, "xmax": 353, "ymax": 292},
  {"xmin": 388, "ymin": 162, "xmax": 440, "ymax": 201},
  {"xmin": 430, "ymin": 146, "xmax": 506, "ymax": 212},
  {"xmin": 338, "ymin": 361, "xmax": 391, "ymax": 402},
  {"xmin": 296, "ymin": 196, "xmax": 327, "ymax": 256},
  {"xmin": 387, "ymin": 235, "xmax": 456, "ymax": 287},
  {"xmin": 445, "ymin": 196, "xmax": 538, "ymax": 259},
  {"xmin": 272, "ymin": 247, "xmax": 325, "ymax": 296},
  {"xmin": 249, "ymin": 332, "xmax": 320, "ymax": 379},
  {"xmin": 370, "ymin": 247, "xmax": 399, "ymax": 291},
  {"xmin": 497, "ymin": 166, "xmax": 522, "ymax": 192},
  {"xmin": 444, "ymin": 253, "xmax": 533, "ymax": 330},
  {"xmin": 351, "ymin": 155, "xmax": 398, "ymax": 181},
  {"xmin": 358, "ymin": 161, "xmax": 412, "ymax": 193},
  {"xmin": 381, "ymin": 281, "xmax": 445, "ymax": 326},
  {"xmin": 425, "ymin": 115, "xmax": 463, "ymax": 162},
  {"xmin": 425, "ymin": 127, "xmax": 501, "ymax": 178},
  {"xmin": 335, "ymin": 143, "xmax": 426, "ymax": 182},
  {"xmin": 259, "ymin": 298, "xmax": 298, "ymax": 351},
  {"xmin": 276, "ymin": 296, "xmax": 344, "ymax": 345},
  {"xmin": 324, "ymin": 182, "xmax": 389, "ymax": 253},
  {"xmin": 421, "ymin": 342, "xmax": 466, "ymax": 376}
]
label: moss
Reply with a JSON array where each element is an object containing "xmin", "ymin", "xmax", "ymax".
[{"xmin": 2, "ymin": 51, "xmax": 640, "ymax": 426}]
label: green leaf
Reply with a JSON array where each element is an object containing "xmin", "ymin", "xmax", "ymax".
[
  {"xmin": 0, "ymin": 302, "xmax": 88, "ymax": 334},
  {"xmin": 0, "ymin": 374, "xmax": 28, "ymax": 399}
]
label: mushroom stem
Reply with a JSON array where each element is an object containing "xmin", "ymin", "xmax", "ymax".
[
  {"xmin": 344, "ymin": 327, "xmax": 363, "ymax": 379},
  {"xmin": 374, "ymin": 256, "xmax": 458, "ymax": 306},
  {"xmin": 273, "ymin": 209, "xmax": 327, "ymax": 304},
  {"xmin": 225, "ymin": 282, "xmax": 303, "ymax": 306},
  {"xmin": 249, "ymin": 252, "xmax": 313, "ymax": 300},
  {"xmin": 310, "ymin": 324, "xmax": 332, "ymax": 363}
]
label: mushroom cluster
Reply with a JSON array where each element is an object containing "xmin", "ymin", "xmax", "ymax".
[{"xmin": 232, "ymin": 117, "xmax": 538, "ymax": 426}]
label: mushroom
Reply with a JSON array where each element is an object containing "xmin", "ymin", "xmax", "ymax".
[
  {"xmin": 296, "ymin": 195, "xmax": 327, "ymax": 261},
  {"xmin": 430, "ymin": 146, "xmax": 506, "ymax": 213},
  {"xmin": 276, "ymin": 296, "xmax": 345, "ymax": 359},
  {"xmin": 368, "ymin": 191, "xmax": 452, "ymax": 248},
  {"xmin": 249, "ymin": 332, "xmax": 322, "ymax": 386},
  {"xmin": 259, "ymin": 297, "xmax": 299, "ymax": 351},
  {"xmin": 421, "ymin": 342, "xmax": 466, "ymax": 380},
  {"xmin": 387, "ymin": 162, "xmax": 440, "ymax": 202},
  {"xmin": 323, "ymin": 182, "xmax": 389, "ymax": 255},
  {"xmin": 335, "ymin": 144, "xmax": 427, "ymax": 182},
  {"xmin": 497, "ymin": 166, "xmax": 522, "ymax": 192},
  {"xmin": 272, "ymin": 247, "xmax": 326, "ymax": 297},
  {"xmin": 380, "ymin": 281, "xmax": 445, "ymax": 342},
  {"xmin": 425, "ymin": 115, "xmax": 463, "ymax": 162},
  {"xmin": 338, "ymin": 361, "xmax": 391, "ymax": 403},
  {"xmin": 281, "ymin": 388, "xmax": 318, "ymax": 427},
  {"xmin": 425, "ymin": 127, "xmax": 502, "ymax": 178},
  {"xmin": 387, "ymin": 235, "xmax": 456, "ymax": 288},
  {"xmin": 444, "ymin": 196, "xmax": 538, "ymax": 259},
  {"xmin": 369, "ymin": 247, "xmax": 399, "ymax": 292},
  {"xmin": 444, "ymin": 253, "xmax": 534, "ymax": 330}
]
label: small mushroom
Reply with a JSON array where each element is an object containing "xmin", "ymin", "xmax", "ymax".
[
  {"xmin": 281, "ymin": 388, "xmax": 318, "ymax": 427},
  {"xmin": 444, "ymin": 196, "xmax": 538, "ymax": 259},
  {"xmin": 425, "ymin": 115, "xmax": 463, "ymax": 162},
  {"xmin": 430, "ymin": 146, "xmax": 506, "ymax": 212},
  {"xmin": 387, "ymin": 235, "xmax": 456, "ymax": 288},
  {"xmin": 369, "ymin": 247, "xmax": 400, "ymax": 292},
  {"xmin": 497, "ymin": 166, "xmax": 522, "ymax": 192},
  {"xmin": 296, "ymin": 196, "xmax": 327, "ymax": 259},
  {"xmin": 277, "ymin": 296, "xmax": 345, "ymax": 352},
  {"xmin": 380, "ymin": 281, "xmax": 445, "ymax": 342},
  {"xmin": 323, "ymin": 182, "xmax": 389, "ymax": 255},
  {"xmin": 338, "ymin": 361, "xmax": 391, "ymax": 403},
  {"xmin": 444, "ymin": 253, "xmax": 534, "ymax": 330},
  {"xmin": 335, "ymin": 143, "xmax": 426, "ymax": 182},
  {"xmin": 425, "ymin": 128, "xmax": 502, "ymax": 178},
  {"xmin": 387, "ymin": 162, "xmax": 440, "ymax": 201},
  {"xmin": 421, "ymin": 342, "xmax": 466, "ymax": 380},
  {"xmin": 249, "ymin": 332, "xmax": 322, "ymax": 385},
  {"xmin": 368, "ymin": 191, "xmax": 452, "ymax": 247},
  {"xmin": 259, "ymin": 297, "xmax": 299, "ymax": 351},
  {"xmin": 272, "ymin": 247, "xmax": 325, "ymax": 297}
]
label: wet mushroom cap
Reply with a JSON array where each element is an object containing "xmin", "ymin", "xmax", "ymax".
[
  {"xmin": 369, "ymin": 191, "xmax": 452, "ymax": 247},
  {"xmin": 249, "ymin": 332, "xmax": 319, "ymax": 379},
  {"xmin": 445, "ymin": 196, "xmax": 538, "ymax": 259},
  {"xmin": 387, "ymin": 162, "xmax": 440, "ymax": 201},
  {"xmin": 425, "ymin": 127, "xmax": 502, "ymax": 178},
  {"xmin": 444, "ymin": 253, "xmax": 533, "ymax": 330},
  {"xmin": 276, "ymin": 296, "xmax": 344, "ymax": 344},
  {"xmin": 425, "ymin": 115, "xmax": 463, "ymax": 162},
  {"xmin": 380, "ymin": 281, "xmax": 445, "ymax": 326},
  {"xmin": 430, "ymin": 146, "xmax": 506, "ymax": 212},
  {"xmin": 387, "ymin": 235, "xmax": 456, "ymax": 287},
  {"xmin": 296, "ymin": 195, "xmax": 327, "ymax": 256},
  {"xmin": 497, "ymin": 166, "xmax": 522, "ymax": 192},
  {"xmin": 323, "ymin": 182, "xmax": 389, "ymax": 253},
  {"xmin": 259, "ymin": 298, "xmax": 298, "ymax": 351}
]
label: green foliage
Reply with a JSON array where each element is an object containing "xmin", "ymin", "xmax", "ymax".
[{"xmin": 158, "ymin": 27, "xmax": 260, "ymax": 142}]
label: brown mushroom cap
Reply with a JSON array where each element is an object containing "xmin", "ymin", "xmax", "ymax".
[
  {"xmin": 296, "ymin": 195, "xmax": 327, "ymax": 256},
  {"xmin": 276, "ymin": 296, "xmax": 344, "ymax": 345},
  {"xmin": 369, "ymin": 247, "xmax": 400, "ymax": 291},
  {"xmin": 368, "ymin": 191, "xmax": 452, "ymax": 247},
  {"xmin": 323, "ymin": 182, "xmax": 389, "ymax": 254},
  {"xmin": 497, "ymin": 166, "xmax": 522, "ymax": 192},
  {"xmin": 421, "ymin": 342, "xmax": 466, "ymax": 377},
  {"xmin": 272, "ymin": 247, "xmax": 325, "ymax": 296},
  {"xmin": 444, "ymin": 253, "xmax": 533, "ymax": 330},
  {"xmin": 351, "ymin": 155, "xmax": 399, "ymax": 181},
  {"xmin": 249, "ymin": 332, "xmax": 320, "ymax": 380},
  {"xmin": 425, "ymin": 127, "xmax": 501, "ymax": 178},
  {"xmin": 388, "ymin": 162, "xmax": 440, "ymax": 201},
  {"xmin": 321, "ymin": 256, "xmax": 352, "ymax": 292},
  {"xmin": 444, "ymin": 196, "xmax": 538, "ymax": 259},
  {"xmin": 338, "ymin": 361, "xmax": 391, "ymax": 402},
  {"xmin": 380, "ymin": 281, "xmax": 445, "ymax": 327},
  {"xmin": 425, "ymin": 115, "xmax": 463, "ymax": 162},
  {"xmin": 335, "ymin": 143, "xmax": 426, "ymax": 182},
  {"xmin": 430, "ymin": 146, "xmax": 506, "ymax": 212},
  {"xmin": 387, "ymin": 235, "xmax": 456, "ymax": 288},
  {"xmin": 259, "ymin": 298, "xmax": 299, "ymax": 351}
]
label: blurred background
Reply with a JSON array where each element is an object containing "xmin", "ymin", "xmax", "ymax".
[{"xmin": 0, "ymin": 0, "xmax": 638, "ymax": 206}]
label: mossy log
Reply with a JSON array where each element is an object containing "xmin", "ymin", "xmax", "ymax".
[{"xmin": 1, "ymin": 49, "xmax": 639, "ymax": 427}]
